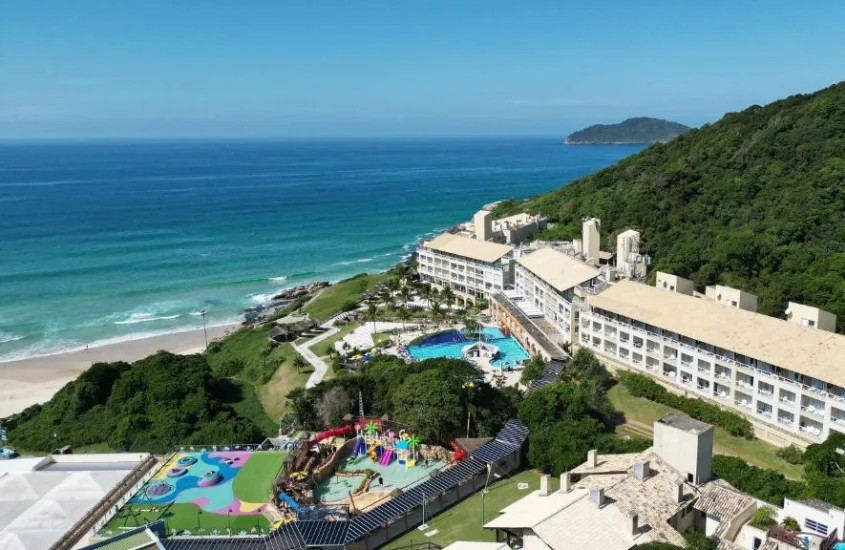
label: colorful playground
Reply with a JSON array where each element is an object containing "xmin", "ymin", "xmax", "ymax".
[
  {"xmin": 101, "ymin": 419, "xmax": 464, "ymax": 537},
  {"xmin": 100, "ymin": 449, "xmax": 286, "ymax": 537}
]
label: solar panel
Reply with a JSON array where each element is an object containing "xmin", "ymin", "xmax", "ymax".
[
  {"xmin": 494, "ymin": 419, "xmax": 529, "ymax": 447},
  {"xmin": 296, "ymin": 519, "xmax": 349, "ymax": 547},
  {"xmin": 265, "ymin": 523, "xmax": 306, "ymax": 550}
]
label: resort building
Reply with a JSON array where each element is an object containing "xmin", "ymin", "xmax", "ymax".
[
  {"xmin": 577, "ymin": 278, "xmax": 845, "ymax": 446},
  {"xmin": 484, "ymin": 413, "xmax": 763, "ymax": 550},
  {"xmin": 417, "ymin": 232, "xmax": 514, "ymax": 302},
  {"xmin": 460, "ymin": 209, "xmax": 548, "ymax": 246}
]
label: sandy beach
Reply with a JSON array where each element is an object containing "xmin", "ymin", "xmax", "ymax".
[{"xmin": 0, "ymin": 324, "xmax": 239, "ymax": 419}]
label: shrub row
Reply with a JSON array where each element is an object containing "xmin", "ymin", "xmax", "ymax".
[
  {"xmin": 617, "ymin": 371, "xmax": 754, "ymax": 438},
  {"xmin": 712, "ymin": 455, "xmax": 806, "ymax": 506}
]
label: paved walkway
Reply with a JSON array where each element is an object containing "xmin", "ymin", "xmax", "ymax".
[{"xmin": 298, "ymin": 325, "xmax": 340, "ymax": 389}]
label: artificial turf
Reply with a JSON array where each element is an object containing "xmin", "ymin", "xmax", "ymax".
[{"xmin": 233, "ymin": 451, "xmax": 287, "ymax": 503}]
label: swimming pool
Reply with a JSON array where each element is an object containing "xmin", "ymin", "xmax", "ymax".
[{"xmin": 407, "ymin": 327, "xmax": 529, "ymax": 367}]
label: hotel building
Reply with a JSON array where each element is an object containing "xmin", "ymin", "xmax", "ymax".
[
  {"xmin": 577, "ymin": 277, "xmax": 845, "ymax": 447},
  {"xmin": 417, "ymin": 233, "xmax": 514, "ymax": 303}
]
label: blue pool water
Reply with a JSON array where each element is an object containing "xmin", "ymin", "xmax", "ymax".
[
  {"xmin": 833, "ymin": 542, "xmax": 845, "ymax": 550},
  {"xmin": 408, "ymin": 327, "xmax": 529, "ymax": 367}
]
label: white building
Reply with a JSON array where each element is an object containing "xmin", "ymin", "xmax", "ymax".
[
  {"xmin": 484, "ymin": 414, "xmax": 756, "ymax": 550},
  {"xmin": 512, "ymin": 246, "xmax": 602, "ymax": 343},
  {"xmin": 417, "ymin": 233, "xmax": 514, "ymax": 302},
  {"xmin": 461, "ymin": 210, "xmax": 548, "ymax": 245},
  {"xmin": 578, "ymin": 279, "xmax": 845, "ymax": 446}
]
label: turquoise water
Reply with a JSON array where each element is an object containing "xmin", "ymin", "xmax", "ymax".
[
  {"xmin": 318, "ymin": 458, "xmax": 445, "ymax": 501},
  {"xmin": 0, "ymin": 140, "xmax": 641, "ymax": 361},
  {"xmin": 408, "ymin": 327, "xmax": 529, "ymax": 367}
]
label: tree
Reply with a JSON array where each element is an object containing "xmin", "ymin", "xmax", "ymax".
[
  {"xmin": 441, "ymin": 286, "xmax": 456, "ymax": 312},
  {"xmin": 365, "ymin": 302, "xmax": 379, "ymax": 332},
  {"xmin": 520, "ymin": 356, "xmax": 546, "ymax": 387},
  {"xmin": 562, "ymin": 349, "xmax": 614, "ymax": 418},
  {"xmin": 399, "ymin": 285, "xmax": 413, "ymax": 307},
  {"xmin": 397, "ymin": 307, "xmax": 411, "ymax": 330},
  {"xmin": 292, "ymin": 355, "xmax": 307, "ymax": 373},
  {"xmin": 316, "ymin": 387, "xmax": 353, "ymax": 427},
  {"xmin": 392, "ymin": 370, "xmax": 465, "ymax": 442},
  {"xmin": 462, "ymin": 316, "xmax": 480, "ymax": 339},
  {"xmin": 750, "ymin": 506, "xmax": 777, "ymax": 529}
]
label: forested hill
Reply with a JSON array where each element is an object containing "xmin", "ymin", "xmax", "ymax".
[
  {"xmin": 495, "ymin": 81, "xmax": 845, "ymax": 331},
  {"xmin": 565, "ymin": 117, "xmax": 690, "ymax": 144}
]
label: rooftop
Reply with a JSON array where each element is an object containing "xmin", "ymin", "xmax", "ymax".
[
  {"xmin": 423, "ymin": 233, "xmax": 514, "ymax": 263},
  {"xmin": 588, "ymin": 280, "xmax": 845, "ymax": 386},
  {"xmin": 517, "ymin": 247, "xmax": 600, "ymax": 293},
  {"xmin": 657, "ymin": 412, "xmax": 713, "ymax": 434}
]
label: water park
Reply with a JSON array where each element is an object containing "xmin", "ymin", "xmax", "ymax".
[
  {"xmin": 274, "ymin": 418, "xmax": 454, "ymax": 516},
  {"xmin": 101, "ymin": 418, "xmax": 464, "ymax": 537},
  {"xmin": 100, "ymin": 448, "xmax": 286, "ymax": 537}
]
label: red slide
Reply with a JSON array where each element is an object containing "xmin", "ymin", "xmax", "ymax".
[
  {"xmin": 448, "ymin": 440, "xmax": 466, "ymax": 462},
  {"xmin": 309, "ymin": 425, "xmax": 353, "ymax": 446}
]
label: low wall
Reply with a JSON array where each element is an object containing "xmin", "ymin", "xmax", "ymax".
[{"xmin": 314, "ymin": 438, "xmax": 357, "ymax": 484}]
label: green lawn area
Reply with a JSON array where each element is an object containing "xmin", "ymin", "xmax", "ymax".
[
  {"xmin": 382, "ymin": 470, "xmax": 556, "ymax": 549},
  {"xmin": 608, "ymin": 384, "xmax": 805, "ymax": 479},
  {"xmin": 258, "ymin": 345, "xmax": 314, "ymax": 421},
  {"xmin": 309, "ymin": 321, "xmax": 362, "ymax": 357},
  {"xmin": 233, "ymin": 451, "xmax": 287, "ymax": 503},
  {"xmin": 101, "ymin": 502, "xmax": 271, "ymax": 537},
  {"xmin": 303, "ymin": 273, "xmax": 390, "ymax": 321}
]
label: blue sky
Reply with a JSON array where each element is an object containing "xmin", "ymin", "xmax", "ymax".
[{"xmin": 2, "ymin": 1, "xmax": 845, "ymax": 139}]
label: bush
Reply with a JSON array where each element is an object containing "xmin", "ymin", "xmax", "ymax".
[
  {"xmin": 750, "ymin": 505, "xmax": 777, "ymax": 529},
  {"xmin": 340, "ymin": 299, "xmax": 360, "ymax": 313},
  {"xmin": 782, "ymin": 516, "xmax": 800, "ymax": 531},
  {"xmin": 618, "ymin": 372, "xmax": 754, "ymax": 438},
  {"xmin": 712, "ymin": 455, "xmax": 806, "ymax": 506},
  {"xmin": 216, "ymin": 359, "xmax": 245, "ymax": 377},
  {"xmin": 776, "ymin": 444, "xmax": 805, "ymax": 465}
]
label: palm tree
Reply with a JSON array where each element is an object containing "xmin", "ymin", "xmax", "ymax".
[
  {"xmin": 430, "ymin": 299, "xmax": 443, "ymax": 327},
  {"xmin": 399, "ymin": 285, "xmax": 413, "ymax": 307},
  {"xmin": 397, "ymin": 307, "xmax": 410, "ymax": 330},
  {"xmin": 463, "ymin": 316, "xmax": 480, "ymax": 340},
  {"xmin": 380, "ymin": 291, "xmax": 395, "ymax": 312},
  {"xmin": 365, "ymin": 302, "xmax": 379, "ymax": 332},
  {"xmin": 441, "ymin": 286, "xmax": 456, "ymax": 314},
  {"xmin": 419, "ymin": 283, "xmax": 432, "ymax": 306},
  {"xmin": 386, "ymin": 277, "xmax": 401, "ymax": 294},
  {"xmin": 292, "ymin": 355, "xmax": 307, "ymax": 373}
]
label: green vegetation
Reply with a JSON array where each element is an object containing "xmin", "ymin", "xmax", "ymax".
[
  {"xmin": 382, "ymin": 470, "xmax": 556, "ymax": 548},
  {"xmin": 309, "ymin": 321, "xmax": 362, "ymax": 357},
  {"xmin": 5, "ymin": 353, "xmax": 265, "ymax": 453},
  {"xmin": 566, "ymin": 117, "xmax": 690, "ymax": 144},
  {"xmin": 634, "ymin": 533, "xmax": 719, "ymax": 550},
  {"xmin": 712, "ymin": 455, "xmax": 805, "ymax": 506},
  {"xmin": 495, "ymin": 82, "xmax": 845, "ymax": 330},
  {"xmin": 232, "ymin": 452, "xmax": 287, "ymax": 503},
  {"xmin": 776, "ymin": 444, "xmax": 805, "ymax": 465},
  {"xmin": 303, "ymin": 272, "xmax": 390, "ymax": 321},
  {"xmin": 617, "ymin": 371, "xmax": 753, "ymax": 438},
  {"xmin": 287, "ymin": 355, "xmax": 520, "ymax": 440},
  {"xmin": 608, "ymin": 384, "xmax": 803, "ymax": 478},
  {"xmin": 103, "ymin": 502, "xmax": 270, "ymax": 537},
  {"xmin": 519, "ymin": 356, "xmax": 546, "ymax": 386},
  {"xmin": 750, "ymin": 505, "xmax": 778, "ymax": 529},
  {"xmin": 519, "ymin": 349, "xmax": 649, "ymax": 475},
  {"xmin": 783, "ymin": 516, "xmax": 800, "ymax": 531}
]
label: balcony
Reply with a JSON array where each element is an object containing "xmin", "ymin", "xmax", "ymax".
[
  {"xmin": 778, "ymin": 416, "xmax": 795, "ymax": 427},
  {"xmin": 665, "ymin": 353, "xmax": 679, "ymax": 361},
  {"xmin": 799, "ymin": 424, "xmax": 823, "ymax": 438},
  {"xmin": 646, "ymin": 347, "xmax": 660, "ymax": 357},
  {"xmin": 801, "ymin": 406, "xmax": 825, "ymax": 419},
  {"xmin": 714, "ymin": 393, "xmax": 730, "ymax": 402},
  {"xmin": 758, "ymin": 388, "xmax": 774, "ymax": 397},
  {"xmin": 681, "ymin": 377, "xmax": 693, "ymax": 387},
  {"xmin": 779, "ymin": 398, "xmax": 796, "ymax": 406},
  {"xmin": 757, "ymin": 409, "xmax": 773, "ymax": 419},
  {"xmin": 831, "ymin": 416, "xmax": 845, "ymax": 425},
  {"xmin": 735, "ymin": 400, "xmax": 752, "ymax": 410}
]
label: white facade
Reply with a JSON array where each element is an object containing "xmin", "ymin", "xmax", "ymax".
[
  {"xmin": 704, "ymin": 284, "xmax": 758, "ymax": 312},
  {"xmin": 655, "ymin": 271, "xmax": 694, "ymax": 295},
  {"xmin": 582, "ymin": 218, "xmax": 601, "ymax": 265},
  {"xmin": 787, "ymin": 301, "xmax": 838, "ymax": 332},
  {"xmin": 514, "ymin": 265, "xmax": 575, "ymax": 342},
  {"xmin": 578, "ymin": 285, "xmax": 845, "ymax": 446},
  {"xmin": 417, "ymin": 240, "xmax": 512, "ymax": 300}
]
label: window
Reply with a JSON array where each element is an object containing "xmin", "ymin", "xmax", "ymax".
[
  {"xmin": 687, "ymin": 473, "xmax": 694, "ymax": 483},
  {"xmin": 805, "ymin": 518, "xmax": 828, "ymax": 535}
]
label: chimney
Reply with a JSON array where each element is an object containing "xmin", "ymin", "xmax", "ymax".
[
  {"xmin": 560, "ymin": 472, "xmax": 571, "ymax": 493},
  {"xmin": 629, "ymin": 508, "xmax": 639, "ymax": 536},
  {"xmin": 671, "ymin": 479, "xmax": 684, "ymax": 504},
  {"xmin": 633, "ymin": 460, "xmax": 650, "ymax": 481},
  {"xmin": 589, "ymin": 487, "xmax": 605, "ymax": 508},
  {"xmin": 587, "ymin": 449, "xmax": 598, "ymax": 468},
  {"xmin": 539, "ymin": 474, "xmax": 551, "ymax": 496}
]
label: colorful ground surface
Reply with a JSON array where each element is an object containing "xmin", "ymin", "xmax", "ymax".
[
  {"xmin": 100, "ymin": 451, "xmax": 286, "ymax": 537},
  {"xmin": 318, "ymin": 456, "xmax": 445, "ymax": 501}
]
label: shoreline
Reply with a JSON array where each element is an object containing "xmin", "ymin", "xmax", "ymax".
[{"xmin": 0, "ymin": 323, "xmax": 239, "ymax": 419}]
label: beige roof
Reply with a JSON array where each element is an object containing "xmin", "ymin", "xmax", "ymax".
[
  {"xmin": 589, "ymin": 280, "xmax": 845, "ymax": 386},
  {"xmin": 494, "ymin": 213, "xmax": 534, "ymax": 228},
  {"xmin": 517, "ymin": 247, "xmax": 600, "ymax": 292},
  {"xmin": 423, "ymin": 233, "xmax": 513, "ymax": 263}
]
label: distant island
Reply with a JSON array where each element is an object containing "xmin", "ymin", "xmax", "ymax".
[{"xmin": 565, "ymin": 117, "xmax": 691, "ymax": 145}]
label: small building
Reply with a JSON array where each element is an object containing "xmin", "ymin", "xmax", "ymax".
[
  {"xmin": 704, "ymin": 284, "xmax": 758, "ymax": 312},
  {"xmin": 655, "ymin": 271, "xmax": 694, "ymax": 295},
  {"xmin": 786, "ymin": 301, "xmax": 837, "ymax": 332}
]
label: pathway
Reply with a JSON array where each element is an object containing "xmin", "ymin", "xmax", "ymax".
[{"xmin": 298, "ymin": 325, "xmax": 340, "ymax": 389}]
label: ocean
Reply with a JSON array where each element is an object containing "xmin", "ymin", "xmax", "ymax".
[{"xmin": 0, "ymin": 138, "xmax": 642, "ymax": 362}]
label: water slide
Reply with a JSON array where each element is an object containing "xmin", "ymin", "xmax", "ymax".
[
  {"xmin": 277, "ymin": 492, "xmax": 301, "ymax": 511},
  {"xmin": 308, "ymin": 425, "xmax": 353, "ymax": 446},
  {"xmin": 379, "ymin": 448, "xmax": 394, "ymax": 466},
  {"xmin": 352, "ymin": 437, "xmax": 366, "ymax": 457}
]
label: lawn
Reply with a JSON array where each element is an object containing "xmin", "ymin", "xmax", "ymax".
[
  {"xmin": 233, "ymin": 451, "xmax": 287, "ymax": 503},
  {"xmin": 382, "ymin": 470, "xmax": 556, "ymax": 549},
  {"xmin": 102, "ymin": 502, "xmax": 271, "ymax": 537},
  {"xmin": 303, "ymin": 273, "xmax": 390, "ymax": 321},
  {"xmin": 608, "ymin": 384, "xmax": 805, "ymax": 479},
  {"xmin": 309, "ymin": 321, "xmax": 362, "ymax": 357},
  {"xmin": 258, "ymin": 346, "xmax": 314, "ymax": 421}
]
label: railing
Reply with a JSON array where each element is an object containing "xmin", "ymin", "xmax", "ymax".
[
  {"xmin": 778, "ymin": 417, "xmax": 795, "ymax": 426},
  {"xmin": 757, "ymin": 410, "xmax": 773, "ymax": 419}
]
